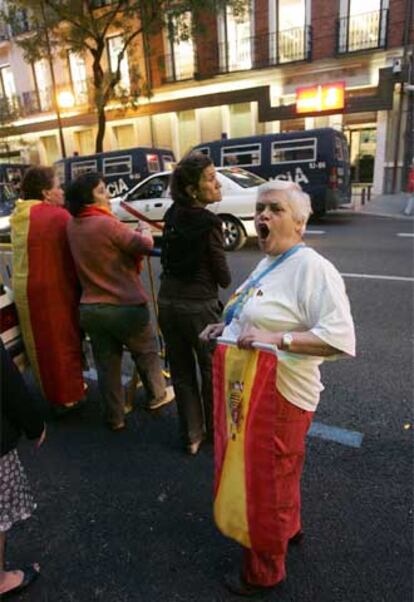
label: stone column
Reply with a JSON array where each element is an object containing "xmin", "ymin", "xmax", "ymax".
[{"xmin": 373, "ymin": 110, "xmax": 388, "ymax": 195}]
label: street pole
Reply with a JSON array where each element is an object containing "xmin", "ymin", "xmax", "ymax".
[
  {"xmin": 40, "ymin": 0, "xmax": 66, "ymax": 159},
  {"xmin": 391, "ymin": 0, "xmax": 412, "ymax": 193},
  {"xmin": 402, "ymin": 51, "xmax": 413, "ymax": 190},
  {"xmin": 143, "ymin": 29, "xmax": 155, "ymax": 147}
]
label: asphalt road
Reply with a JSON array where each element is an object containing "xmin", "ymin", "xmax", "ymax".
[{"xmin": 9, "ymin": 213, "xmax": 413, "ymax": 602}]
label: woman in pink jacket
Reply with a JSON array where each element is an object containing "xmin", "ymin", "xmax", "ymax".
[{"xmin": 66, "ymin": 172, "xmax": 173, "ymax": 431}]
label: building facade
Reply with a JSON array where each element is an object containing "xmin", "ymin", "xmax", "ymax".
[{"xmin": 0, "ymin": 0, "xmax": 413, "ymax": 193}]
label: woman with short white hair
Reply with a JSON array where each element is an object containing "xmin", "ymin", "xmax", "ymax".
[{"xmin": 201, "ymin": 180, "xmax": 355, "ymax": 596}]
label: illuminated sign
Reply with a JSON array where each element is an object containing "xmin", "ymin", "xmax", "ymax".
[{"xmin": 296, "ymin": 82, "xmax": 345, "ymax": 114}]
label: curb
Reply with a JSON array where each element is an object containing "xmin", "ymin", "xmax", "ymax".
[
  {"xmin": 335, "ymin": 208, "xmax": 414, "ymax": 220},
  {"xmin": 356, "ymin": 211, "xmax": 414, "ymax": 220}
]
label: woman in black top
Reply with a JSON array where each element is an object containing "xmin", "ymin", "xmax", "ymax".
[
  {"xmin": 0, "ymin": 340, "xmax": 45, "ymax": 597},
  {"xmin": 158, "ymin": 153, "xmax": 231, "ymax": 455}
]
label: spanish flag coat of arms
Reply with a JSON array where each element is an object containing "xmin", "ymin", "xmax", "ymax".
[{"xmin": 213, "ymin": 342, "xmax": 282, "ymax": 553}]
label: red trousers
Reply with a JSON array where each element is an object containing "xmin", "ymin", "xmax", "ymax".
[{"xmin": 242, "ymin": 392, "xmax": 313, "ymax": 586}]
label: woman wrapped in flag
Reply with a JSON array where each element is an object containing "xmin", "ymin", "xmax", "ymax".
[
  {"xmin": 200, "ymin": 180, "xmax": 355, "ymax": 596},
  {"xmin": 10, "ymin": 167, "xmax": 85, "ymax": 411}
]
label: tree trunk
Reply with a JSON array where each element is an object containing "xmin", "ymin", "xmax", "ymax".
[
  {"xmin": 92, "ymin": 51, "xmax": 106, "ymax": 153},
  {"xmin": 95, "ymin": 105, "xmax": 106, "ymax": 153}
]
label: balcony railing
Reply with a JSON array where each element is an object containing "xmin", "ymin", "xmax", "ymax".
[
  {"xmin": 0, "ymin": 20, "xmax": 9, "ymax": 42},
  {"xmin": 10, "ymin": 9, "xmax": 31, "ymax": 36},
  {"xmin": 0, "ymin": 95, "xmax": 23, "ymax": 123},
  {"xmin": 0, "ymin": 76, "xmax": 140, "ymax": 125},
  {"xmin": 217, "ymin": 26, "xmax": 311, "ymax": 74},
  {"xmin": 267, "ymin": 26, "xmax": 311, "ymax": 66},
  {"xmin": 337, "ymin": 9, "xmax": 388, "ymax": 54},
  {"xmin": 218, "ymin": 36, "xmax": 253, "ymax": 73},
  {"xmin": 161, "ymin": 52, "xmax": 196, "ymax": 83}
]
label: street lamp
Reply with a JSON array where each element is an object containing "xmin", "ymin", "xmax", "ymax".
[{"xmin": 57, "ymin": 91, "xmax": 75, "ymax": 110}]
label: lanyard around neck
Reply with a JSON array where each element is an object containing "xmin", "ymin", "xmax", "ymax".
[{"xmin": 223, "ymin": 243, "xmax": 305, "ymax": 326}]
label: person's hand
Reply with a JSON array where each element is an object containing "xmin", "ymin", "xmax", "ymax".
[
  {"xmin": 35, "ymin": 424, "xmax": 47, "ymax": 449},
  {"xmin": 135, "ymin": 221, "xmax": 153, "ymax": 239},
  {"xmin": 237, "ymin": 326, "xmax": 281, "ymax": 349},
  {"xmin": 199, "ymin": 322, "xmax": 225, "ymax": 342}
]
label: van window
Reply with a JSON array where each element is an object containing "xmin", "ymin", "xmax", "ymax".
[
  {"xmin": 4, "ymin": 167, "xmax": 21, "ymax": 185},
  {"xmin": 271, "ymin": 138, "xmax": 316, "ymax": 164},
  {"xmin": 334, "ymin": 136, "xmax": 346, "ymax": 161},
  {"xmin": 221, "ymin": 144, "xmax": 261, "ymax": 167},
  {"xmin": 71, "ymin": 160, "xmax": 98, "ymax": 179},
  {"xmin": 146, "ymin": 153, "xmax": 160, "ymax": 173},
  {"xmin": 55, "ymin": 162, "xmax": 65, "ymax": 184},
  {"xmin": 162, "ymin": 154, "xmax": 175, "ymax": 171},
  {"xmin": 196, "ymin": 147, "xmax": 210, "ymax": 157},
  {"xmin": 103, "ymin": 156, "xmax": 132, "ymax": 176}
]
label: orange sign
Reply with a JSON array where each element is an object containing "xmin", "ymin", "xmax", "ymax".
[{"xmin": 296, "ymin": 82, "xmax": 345, "ymax": 114}]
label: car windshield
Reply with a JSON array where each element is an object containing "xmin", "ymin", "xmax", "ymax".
[{"xmin": 220, "ymin": 167, "xmax": 265, "ymax": 188}]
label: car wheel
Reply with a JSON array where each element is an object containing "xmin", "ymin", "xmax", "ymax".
[{"xmin": 221, "ymin": 216, "xmax": 247, "ymax": 251}]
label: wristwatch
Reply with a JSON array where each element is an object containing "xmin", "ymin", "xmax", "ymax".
[{"xmin": 281, "ymin": 333, "xmax": 294, "ymax": 351}]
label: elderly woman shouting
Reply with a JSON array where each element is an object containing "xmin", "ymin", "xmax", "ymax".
[{"xmin": 201, "ymin": 180, "xmax": 355, "ymax": 596}]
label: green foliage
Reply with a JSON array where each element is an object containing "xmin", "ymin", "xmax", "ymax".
[{"xmin": 2, "ymin": 0, "xmax": 248, "ymax": 151}]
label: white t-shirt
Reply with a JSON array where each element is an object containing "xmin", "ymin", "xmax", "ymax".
[{"xmin": 222, "ymin": 246, "xmax": 356, "ymax": 411}]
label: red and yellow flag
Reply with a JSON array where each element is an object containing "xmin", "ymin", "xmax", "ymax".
[
  {"xmin": 11, "ymin": 200, "xmax": 84, "ymax": 405},
  {"xmin": 213, "ymin": 342, "xmax": 281, "ymax": 552}
]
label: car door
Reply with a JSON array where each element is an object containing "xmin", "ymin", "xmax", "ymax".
[{"xmin": 119, "ymin": 174, "xmax": 172, "ymax": 223}]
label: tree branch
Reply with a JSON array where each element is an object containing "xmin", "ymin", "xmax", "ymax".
[{"xmin": 43, "ymin": 0, "xmax": 96, "ymax": 39}]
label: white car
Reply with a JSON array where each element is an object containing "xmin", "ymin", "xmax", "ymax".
[{"xmin": 111, "ymin": 167, "xmax": 265, "ymax": 251}]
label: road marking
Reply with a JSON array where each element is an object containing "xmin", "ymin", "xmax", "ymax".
[
  {"xmin": 397, "ymin": 233, "xmax": 414, "ymax": 237},
  {"xmin": 309, "ymin": 421, "xmax": 364, "ymax": 448},
  {"xmin": 305, "ymin": 229, "xmax": 326, "ymax": 235},
  {"xmin": 341, "ymin": 272, "xmax": 414, "ymax": 282},
  {"xmin": 83, "ymin": 368, "xmax": 364, "ymax": 448}
]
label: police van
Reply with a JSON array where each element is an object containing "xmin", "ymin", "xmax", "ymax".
[
  {"xmin": 0, "ymin": 163, "xmax": 31, "ymax": 238},
  {"xmin": 55, "ymin": 146, "xmax": 176, "ymax": 198},
  {"xmin": 193, "ymin": 128, "xmax": 350, "ymax": 215}
]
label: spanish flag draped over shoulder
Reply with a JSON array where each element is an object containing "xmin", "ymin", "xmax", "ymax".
[
  {"xmin": 10, "ymin": 200, "xmax": 84, "ymax": 405},
  {"xmin": 213, "ymin": 342, "xmax": 280, "ymax": 552}
]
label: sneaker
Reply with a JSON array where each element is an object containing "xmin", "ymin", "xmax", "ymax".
[
  {"xmin": 107, "ymin": 421, "xmax": 126, "ymax": 432},
  {"xmin": 147, "ymin": 385, "xmax": 175, "ymax": 410},
  {"xmin": 124, "ymin": 401, "xmax": 135, "ymax": 415},
  {"xmin": 186, "ymin": 439, "xmax": 203, "ymax": 456}
]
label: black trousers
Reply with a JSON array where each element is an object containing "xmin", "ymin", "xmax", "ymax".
[
  {"xmin": 158, "ymin": 298, "xmax": 221, "ymax": 445},
  {"xmin": 80, "ymin": 303, "xmax": 166, "ymax": 427}
]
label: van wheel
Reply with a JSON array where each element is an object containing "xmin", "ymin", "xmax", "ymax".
[{"xmin": 221, "ymin": 216, "xmax": 246, "ymax": 251}]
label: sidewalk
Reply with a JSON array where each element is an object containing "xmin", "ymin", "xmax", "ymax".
[{"xmin": 343, "ymin": 192, "xmax": 414, "ymax": 219}]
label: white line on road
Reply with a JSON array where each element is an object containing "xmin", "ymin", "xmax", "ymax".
[
  {"xmin": 397, "ymin": 233, "xmax": 414, "ymax": 237},
  {"xmin": 308, "ymin": 421, "xmax": 364, "ymax": 448},
  {"xmin": 341, "ymin": 272, "xmax": 414, "ymax": 282},
  {"xmin": 305, "ymin": 229, "xmax": 326, "ymax": 235}
]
